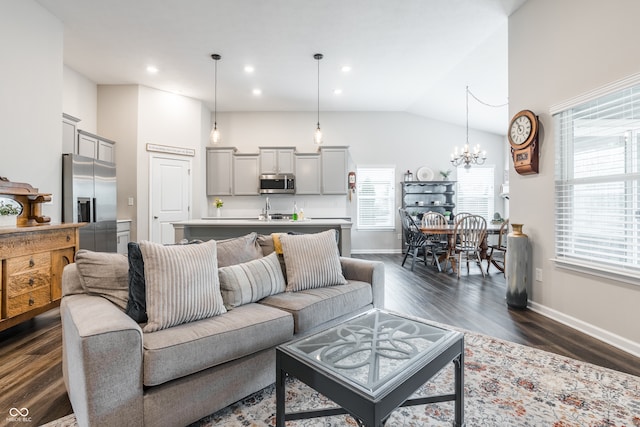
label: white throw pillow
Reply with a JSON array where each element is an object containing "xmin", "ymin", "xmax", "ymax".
[
  {"xmin": 279, "ymin": 230, "xmax": 347, "ymax": 292},
  {"xmin": 140, "ymin": 239, "xmax": 226, "ymax": 332},
  {"xmin": 218, "ymin": 252, "xmax": 286, "ymax": 309}
]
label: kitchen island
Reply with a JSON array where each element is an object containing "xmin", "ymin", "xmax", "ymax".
[{"xmin": 173, "ymin": 218, "xmax": 352, "ymax": 256}]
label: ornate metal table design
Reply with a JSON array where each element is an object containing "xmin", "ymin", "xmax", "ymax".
[{"xmin": 276, "ymin": 309, "xmax": 465, "ymax": 427}]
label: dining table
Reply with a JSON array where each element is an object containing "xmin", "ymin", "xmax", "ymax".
[{"xmin": 419, "ymin": 222, "xmax": 504, "ymax": 273}]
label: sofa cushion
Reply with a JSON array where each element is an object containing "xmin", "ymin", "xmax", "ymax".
[
  {"xmin": 218, "ymin": 252, "xmax": 286, "ymax": 310},
  {"xmin": 74, "ymin": 250, "xmax": 129, "ymax": 310},
  {"xmin": 216, "ymin": 232, "xmax": 263, "ymax": 267},
  {"xmin": 140, "ymin": 240, "xmax": 226, "ymax": 333},
  {"xmin": 259, "ymin": 280, "xmax": 372, "ymax": 334},
  {"xmin": 280, "ymin": 230, "xmax": 347, "ymax": 292},
  {"xmin": 142, "ymin": 303, "xmax": 293, "ymax": 386},
  {"xmin": 125, "ymin": 242, "xmax": 147, "ymax": 323}
]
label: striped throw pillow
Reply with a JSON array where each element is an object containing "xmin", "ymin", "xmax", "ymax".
[
  {"xmin": 140, "ymin": 239, "xmax": 226, "ymax": 332},
  {"xmin": 218, "ymin": 252, "xmax": 286, "ymax": 309},
  {"xmin": 280, "ymin": 230, "xmax": 347, "ymax": 292}
]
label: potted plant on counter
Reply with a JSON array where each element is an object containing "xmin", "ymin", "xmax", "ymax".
[
  {"xmin": 214, "ymin": 198, "xmax": 224, "ymax": 217},
  {"xmin": 0, "ymin": 198, "xmax": 22, "ymax": 228}
]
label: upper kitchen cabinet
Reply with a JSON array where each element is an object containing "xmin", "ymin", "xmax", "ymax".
[
  {"xmin": 259, "ymin": 147, "xmax": 295, "ymax": 174},
  {"xmin": 233, "ymin": 154, "xmax": 260, "ymax": 195},
  {"xmin": 294, "ymin": 153, "xmax": 321, "ymax": 195},
  {"xmin": 320, "ymin": 146, "xmax": 349, "ymax": 194},
  {"xmin": 62, "ymin": 113, "xmax": 81, "ymax": 154},
  {"xmin": 206, "ymin": 147, "xmax": 236, "ymax": 196},
  {"xmin": 77, "ymin": 130, "xmax": 116, "ymax": 163}
]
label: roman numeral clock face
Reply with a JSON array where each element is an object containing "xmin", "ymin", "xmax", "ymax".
[{"xmin": 510, "ymin": 115, "xmax": 531, "ymax": 145}]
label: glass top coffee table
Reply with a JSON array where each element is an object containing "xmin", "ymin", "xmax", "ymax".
[{"xmin": 275, "ymin": 309, "xmax": 464, "ymax": 426}]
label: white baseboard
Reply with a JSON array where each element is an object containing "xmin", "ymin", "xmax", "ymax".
[
  {"xmin": 528, "ymin": 301, "xmax": 640, "ymax": 359},
  {"xmin": 351, "ymin": 249, "xmax": 401, "ymax": 254}
]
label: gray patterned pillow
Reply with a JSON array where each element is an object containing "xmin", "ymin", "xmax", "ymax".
[
  {"xmin": 279, "ymin": 230, "xmax": 347, "ymax": 292},
  {"xmin": 140, "ymin": 239, "xmax": 226, "ymax": 332},
  {"xmin": 218, "ymin": 252, "xmax": 286, "ymax": 309}
]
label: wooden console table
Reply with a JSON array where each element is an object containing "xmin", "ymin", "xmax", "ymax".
[{"xmin": 0, "ymin": 224, "xmax": 82, "ymax": 332}]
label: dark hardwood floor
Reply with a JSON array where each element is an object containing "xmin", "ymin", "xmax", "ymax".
[{"xmin": 1, "ymin": 253, "xmax": 639, "ymax": 426}]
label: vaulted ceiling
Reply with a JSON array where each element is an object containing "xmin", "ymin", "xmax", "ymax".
[{"xmin": 37, "ymin": 0, "xmax": 526, "ymax": 135}]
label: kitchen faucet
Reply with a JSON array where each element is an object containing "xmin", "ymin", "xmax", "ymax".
[{"xmin": 265, "ymin": 197, "xmax": 271, "ymax": 220}]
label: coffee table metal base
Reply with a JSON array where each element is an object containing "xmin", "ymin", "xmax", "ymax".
[{"xmin": 276, "ymin": 334, "xmax": 464, "ymax": 427}]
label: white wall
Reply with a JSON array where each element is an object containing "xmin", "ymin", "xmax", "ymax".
[
  {"xmin": 97, "ymin": 85, "xmax": 139, "ymax": 238},
  {"xmin": 509, "ymin": 0, "xmax": 640, "ymax": 354},
  {"xmin": 0, "ymin": 0, "xmax": 63, "ymax": 222},
  {"xmin": 212, "ymin": 111, "xmax": 506, "ymax": 252},
  {"xmin": 63, "ymin": 66, "xmax": 97, "ymax": 133}
]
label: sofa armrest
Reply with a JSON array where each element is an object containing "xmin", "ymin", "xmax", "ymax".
[
  {"xmin": 340, "ymin": 257, "xmax": 385, "ymax": 309},
  {"xmin": 61, "ymin": 294, "xmax": 144, "ymax": 427}
]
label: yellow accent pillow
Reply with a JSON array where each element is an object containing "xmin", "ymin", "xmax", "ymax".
[{"xmin": 271, "ymin": 232, "xmax": 285, "ymax": 254}]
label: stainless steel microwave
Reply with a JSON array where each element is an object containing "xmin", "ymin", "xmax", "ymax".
[{"xmin": 259, "ymin": 174, "xmax": 295, "ymax": 194}]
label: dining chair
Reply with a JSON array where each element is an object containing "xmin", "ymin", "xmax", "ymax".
[
  {"xmin": 399, "ymin": 208, "xmax": 429, "ymax": 271},
  {"xmin": 421, "ymin": 211, "xmax": 448, "ymax": 271},
  {"xmin": 446, "ymin": 214, "xmax": 487, "ymax": 278},
  {"xmin": 487, "ymin": 219, "xmax": 509, "ymax": 276}
]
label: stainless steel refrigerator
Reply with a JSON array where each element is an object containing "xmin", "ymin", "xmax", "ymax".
[{"xmin": 62, "ymin": 154, "xmax": 117, "ymax": 252}]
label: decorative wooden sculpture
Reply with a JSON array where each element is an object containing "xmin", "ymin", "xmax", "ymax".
[{"xmin": 0, "ymin": 177, "xmax": 52, "ymax": 226}]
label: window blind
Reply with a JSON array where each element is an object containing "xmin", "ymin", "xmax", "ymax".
[
  {"xmin": 356, "ymin": 167, "xmax": 395, "ymax": 230},
  {"xmin": 554, "ymin": 85, "xmax": 640, "ymax": 279},
  {"xmin": 456, "ymin": 166, "xmax": 495, "ymax": 222}
]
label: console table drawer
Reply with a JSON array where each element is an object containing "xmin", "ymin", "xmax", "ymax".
[
  {"xmin": 0, "ymin": 229, "xmax": 76, "ymax": 258},
  {"xmin": 6, "ymin": 285, "xmax": 51, "ymax": 317},
  {"xmin": 7, "ymin": 268, "xmax": 51, "ymax": 295},
  {"xmin": 6, "ymin": 252, "xmax": 51, "ymax": 275}
]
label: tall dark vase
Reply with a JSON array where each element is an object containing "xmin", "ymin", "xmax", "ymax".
[{"xmin": 505, "ymin": 223, "xmax": 529, "ymax": 308}]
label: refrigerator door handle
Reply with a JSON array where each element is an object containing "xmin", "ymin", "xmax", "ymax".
[{"xmin": 93, "ymin": 198, "xmax": 97, "ymax": 223}]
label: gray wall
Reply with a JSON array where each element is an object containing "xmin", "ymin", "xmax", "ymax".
[{"xmin": 509, "ymin": 0, "xmax": 640, "ymax": 354}]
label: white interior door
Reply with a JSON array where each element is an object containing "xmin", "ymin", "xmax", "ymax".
[{"xmin": 150, "ymin": 155, "xmax": 191, "ymax": 244}]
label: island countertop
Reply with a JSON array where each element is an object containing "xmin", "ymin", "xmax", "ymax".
[{"xmin": 173, "ymin": 218, "xmax": 352, "ymax": 256}]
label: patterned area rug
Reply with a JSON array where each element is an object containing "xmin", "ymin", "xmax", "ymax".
[{"xmin": 43, "ymin": 332, "xmax": 640, "ymax": 427}]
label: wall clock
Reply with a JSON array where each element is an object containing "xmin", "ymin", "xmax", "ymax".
[{"xmin": 508, "ymin": 109, "xmax": 539, "ymax": 175}]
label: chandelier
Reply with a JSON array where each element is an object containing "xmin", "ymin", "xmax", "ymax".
[{"xmin": 451, "ymin": 86, "xmax": 487, "ymax": 168}]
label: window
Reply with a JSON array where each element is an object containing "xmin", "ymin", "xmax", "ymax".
[
  {"xmin": 456, "ymin": 165, "xmax": 495, "ymax": 221},
  {"xmin": 554, "ymin": 83, "xmax": 640, "ymax": 280},
  {"xmin": 356, "ymin": 166, "xmax": 395, "ymax": 230}
]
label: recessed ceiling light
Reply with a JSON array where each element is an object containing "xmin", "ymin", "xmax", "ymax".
[
  {"xmin": 341, "ymin": 66, "xmax": 351, "ymax": 73},
  {"xmin": 333, "ymin": 89, "xmax": 343, "ymax": 95},
  {"xmin": 252, "ymin": 88, "xmax": 262, "ymax": 96},
  {"xmin": 146, "ymin": 65, "xmax": 159, "ymax": 74},
  {"xmin": 244, "ymin": 65, "xmax": 255, "ymax": 73}
]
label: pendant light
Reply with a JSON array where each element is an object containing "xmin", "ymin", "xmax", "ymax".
[
  {"xmin": 210, "ymin": 54, "xmax": 221, "ymax": 144},
  {"xmin": 313, "ymin": 53, "xmax": 323, "ymax": 144}
]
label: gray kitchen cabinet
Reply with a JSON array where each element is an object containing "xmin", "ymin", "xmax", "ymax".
[
  {"xmin": 77, "ymin": 129, "xmax": 116, "ymax": 162},
  {"xmin": 259, "ymin": 147, "xmax": 295, "ymax": 174},
  {"xmin": 233, "ymin": 154, "xmax": 260, "ymax": 195},
  {"xmin": 321, "ymin": 146, "xmax": 349, "ymax": 194},
  {"xmin": 62, "ymin": 113, "xmax": 81, "ymax": 154},
  {"xmin": 206, "ymin": 147, "xmax": 235, "ymax": 196},
  {"xmin": 294, "ymin": 153, "xmax": 321, "ymax": 194}
]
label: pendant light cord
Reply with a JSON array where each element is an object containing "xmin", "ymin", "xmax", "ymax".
[
  {"xmin": 316, "ymin": 55, "xmax": 320, "ymax": 126},
  {"xmin": 214, "ymin": 57, "xmax": 217, "ymax": 125},
  {"xmin": 466, "ymin": 85, "xmax": 469, "ymax": 145}
]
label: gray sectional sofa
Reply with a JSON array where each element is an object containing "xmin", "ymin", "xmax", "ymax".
[{"xmin": 60, "ymin": 231, "xmax": 384, "ymax": 427}]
